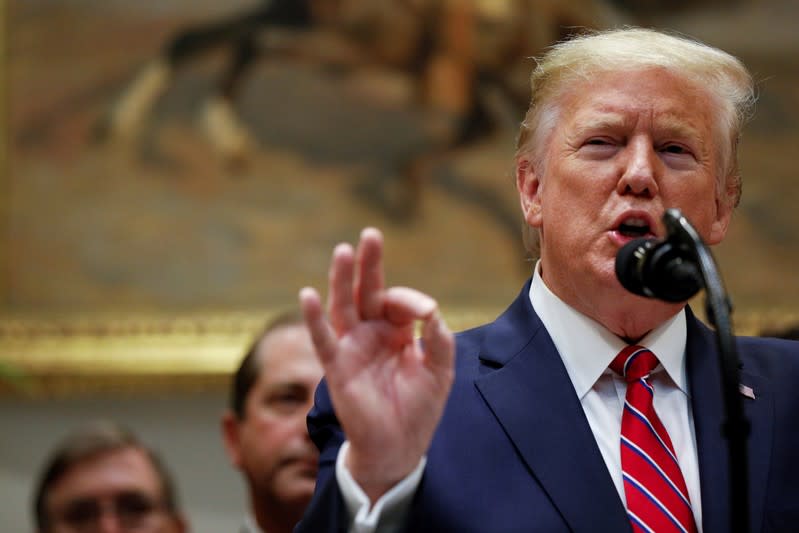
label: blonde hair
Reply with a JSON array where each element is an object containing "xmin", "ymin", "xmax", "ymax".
[{"xmin": 516, "ymin": 27, "xmax": 756, "ymax": 256}]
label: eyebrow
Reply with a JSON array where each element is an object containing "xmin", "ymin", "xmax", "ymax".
[
  {"xmin": 571, "ymin": 113, "xmax": 628, "ymax": 137},
  {"xmin": 655, "ymin": 114, "xmax": 704, "ymax": 141},
  {"xmin": 267, "ymin": 381, "xmax": 313, "ymax": 395},
  {"xmin": 572, "ymin": 111, "xmax": 703, "ymax": 141}
]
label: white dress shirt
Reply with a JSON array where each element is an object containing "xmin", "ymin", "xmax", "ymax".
[
  {"xmin": 240, "ymin": 515, "xmax": 265, "ymax": 533},
  {"xmin": 336, "ymin": 264, "xmax": 703, "ymax": 532},
  {"xmin": 529, "ymin": 267, "xmax": 703, "ymax": 530}
]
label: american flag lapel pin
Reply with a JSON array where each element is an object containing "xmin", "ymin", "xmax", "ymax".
[{"xmin": 739, "ymin": 383, "xmax": 756, "ymax": 400}]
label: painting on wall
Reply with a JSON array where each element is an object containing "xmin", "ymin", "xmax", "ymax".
[{"xmin": 2, "ymin": 0, "xmax": 798, "ymax": 393}]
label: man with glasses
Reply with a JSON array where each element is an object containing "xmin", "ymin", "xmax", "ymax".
[{"xmin": 33, "ymin": 421, "xmax": 187, "ymax": 533}]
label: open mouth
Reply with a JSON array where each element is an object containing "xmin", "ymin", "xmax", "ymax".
[{"xmin": 616, "ymin": 216, "xmax": 653, "ymax": 238}]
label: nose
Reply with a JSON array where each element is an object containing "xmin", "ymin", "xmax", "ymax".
[
  {"xmin": 617, "ymin": 137, "xmax": 660, "ymax": 198},
  {"xmin": 293, "ymin": 393, "xmax": 321, "ymax": 444},
  {"xmin": 96, "ymin": 511, "xmax": 124, "ymax": 533},
  {"xmin": 299, "ymin": 401, "xmax": 314, "ymax": 439}
]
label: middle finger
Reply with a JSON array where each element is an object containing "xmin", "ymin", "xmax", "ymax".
[
  {"xmin": 328, "ymin": 242, "xmax": 359, "ymax": 334},
  {"xmin": 355, "ymin": 227, "xmax": 385, "ymax": 320}
]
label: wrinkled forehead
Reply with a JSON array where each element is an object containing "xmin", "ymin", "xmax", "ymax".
[
  {"xmin": 562, "ymin": 68, "xmax": 717, "ymax": 125},
  {"xmin": 539, "ymin": 66, "xmax": 726, "ymax": 149},
  {"xmin": 47, "ymin": 448, "xmax": 164, "ymax": 507},
  {"xmin": 551, "ymin": 64, "xmax": 715, "ymax": 106}
]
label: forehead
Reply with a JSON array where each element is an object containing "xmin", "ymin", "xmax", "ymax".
[
  {"xmin": 254, "ymin": 325, "xmax": 322, "ymax": 382},
  {"xmin": 557, "ymin": 67, "xmax": 717, "ymax": 137},
  {"xmin": 47, "ymin": 447, "xmax": 162, "ymax": 507}
]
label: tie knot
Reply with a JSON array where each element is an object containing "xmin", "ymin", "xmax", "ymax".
[{"xmin": 610, "ymin": 345, "xmax": 659, "ymax": 382}]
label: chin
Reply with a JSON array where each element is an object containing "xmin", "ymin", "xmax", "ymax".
[
  {"xmin": 584, "ymin": 258, "xmax": 620, "ymax": 290},
  {"xmin": 280, "ymin": 467, "xmax": 317, "ymax": 490},
  {"xmin": 278, "ymin": 480, "xmax": 317, "ymax": 505}
]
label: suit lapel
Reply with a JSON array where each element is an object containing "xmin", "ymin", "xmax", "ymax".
[
  {"xmin": 686, "ymin": 311, "xmax": 773, "ymax": 533},
  {"xmin": 474, "ymin": 287, "xmax": 630, "ymax": 532}
]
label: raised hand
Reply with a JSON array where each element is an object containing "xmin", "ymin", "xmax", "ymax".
[{"xmin": 299, "ymin": 227, "xmax": 455, "ymax": 502}]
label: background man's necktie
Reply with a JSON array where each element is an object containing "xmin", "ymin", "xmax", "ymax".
[{"xmin": 611, "ymin": 345, "xmax": 697, "ymax": 533}]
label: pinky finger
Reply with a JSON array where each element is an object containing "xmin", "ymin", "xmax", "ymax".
[{"xmin": 421, "ymin": 311, "xmax": 455, "ymax": 377}]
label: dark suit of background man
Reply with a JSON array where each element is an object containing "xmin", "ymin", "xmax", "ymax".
[{"xmin": 296, "ymin": 27, "xmax": 799, "ymax": 533}]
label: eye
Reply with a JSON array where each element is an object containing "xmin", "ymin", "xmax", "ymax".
[
  {"xmin": 116, "ymin": 493, "xmax": 159, "ymax": 526},
  {"xmin": 661, "ymin": 143, "xmax": 689, "ymax": 154},
  {"xmin": 266, "ymin": 384, "xmax": 311, "ymax": 413},
  {"xmin": 274, "ymin": 392, "xmax": 304, "ymax": 405},
  {"xmin": 579, "ymin": 137, "xmax": 619, "ymax": 159},
  {"xmin": 658, "ymin": 142, "xmax": 699, "ymax": 170},
  {"xmin": 61, "ymin": 500, "xmax": 100, "ymax": 527}
]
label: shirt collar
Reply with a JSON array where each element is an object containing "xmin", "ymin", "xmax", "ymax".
[
  {"xmin": 243, "ymin": 515, "xmax": 265, "ymax": 533},
  {"xmin": 528, "ymin": 262, "xmax": 689, "ymax": 399}
]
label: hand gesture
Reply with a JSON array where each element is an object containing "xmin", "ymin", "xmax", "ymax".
[{"xmin": 299, "ymin": 228, "xmax": 455, "ymax": 502}]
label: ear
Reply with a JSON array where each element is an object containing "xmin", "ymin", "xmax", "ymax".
[
  {"xmin": 221, "ymin": 410, "xmax": 243, "ymax": 468},
  {"xmin": 707, "ymin": 186, "xmax": 735, "ymax": 245},
  {"xmin": 169, "ymin": 513, "xmax": 189, "ymax": 533},
  {"xmin": 516, "ymin": 158, "xmax": 543, "ymax": 228}
]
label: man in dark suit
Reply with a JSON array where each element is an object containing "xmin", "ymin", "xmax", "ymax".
[
  {"xmin": 221, "ymin": 311, "xmax": 324, "ymax": 533},
  {"xmin": 296, "ymin": 27, "xmax": 799, "ymax": 532}
]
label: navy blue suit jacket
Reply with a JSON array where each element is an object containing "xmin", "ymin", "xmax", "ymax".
[{"xmin": 297, "ymin": 280, "xmax": 799, "ymax": 532}]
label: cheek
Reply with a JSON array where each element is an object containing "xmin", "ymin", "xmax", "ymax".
[
  {"xmin": 250, "ymin": 410, "xmax": 307, "ymax": 442},
  {"xmin": 541, "ymin": 182, "xmax": 602, "ymax": 228},
  {"xmin": 240, "ymin": 419, "xmax": 290, "ymax": 463},
  {"xmin": 666, "ymin": 182, "xmax": 718, "ymax": 230},
  {"xmin": 241, "ymin": 413, "xmax": 283, "ymax": 445}
]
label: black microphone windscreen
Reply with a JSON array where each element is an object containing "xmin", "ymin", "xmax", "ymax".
[
  {"xmin": 615, "ymin": 238, "xmax": 656, "ymax": 298},
  {"xmin": 615, "ymin": 237, "xmax": 702, "ymax": 302}
]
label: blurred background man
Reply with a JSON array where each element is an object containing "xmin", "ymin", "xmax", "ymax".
[
  {"xmin": 221, "ymin": 311, "xmax": 324, "ymax": 533},
  {"xmin": 33, "ymin": 420, "xmax": 187, "ymax": 533}
]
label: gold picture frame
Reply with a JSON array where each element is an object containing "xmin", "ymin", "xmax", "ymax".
[{"xmin": 1, "ymin": 307, "xmax": 797, "ymax": 397}]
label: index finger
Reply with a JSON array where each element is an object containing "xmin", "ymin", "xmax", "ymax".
[{"xmin": 299, "ymin": 286, "xmax": 337, "ymax": 366}]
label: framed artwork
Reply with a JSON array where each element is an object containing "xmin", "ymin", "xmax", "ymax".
[{"xmin": 2, "ymin": 0, "xmax": 798, "ymax": 395}]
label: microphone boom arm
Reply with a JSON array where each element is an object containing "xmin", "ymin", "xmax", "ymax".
[{"xmin": 662, "ymin": 208, "xmax": 751, "ymax": 533}]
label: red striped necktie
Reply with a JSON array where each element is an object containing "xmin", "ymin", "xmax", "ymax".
[{"xmin": 611, "ymin": 345, "xmax": 697, "ymax": 533}]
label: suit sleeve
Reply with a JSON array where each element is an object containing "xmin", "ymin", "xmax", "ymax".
[{"xmin": 295, "ymin": 378, "xmax": 351, "ymax": 533}]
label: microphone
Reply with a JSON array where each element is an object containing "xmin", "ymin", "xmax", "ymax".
[
  {"xmin": 615, "ymin": 209, "xmax": 703, "ymax": 302},
  {"xmin": 617, "ymin": 210, "xmax": 749, "ymax": 532}
]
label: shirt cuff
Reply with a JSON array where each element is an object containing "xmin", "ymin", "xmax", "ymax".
[{"xmin": 335, "ymin": 440, "xmax": 426, "ymax": 533}]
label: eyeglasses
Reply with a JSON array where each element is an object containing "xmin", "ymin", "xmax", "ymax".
[{"xmin": 53, "ymin": 491, "xmax": 167, "ymax": 532}]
